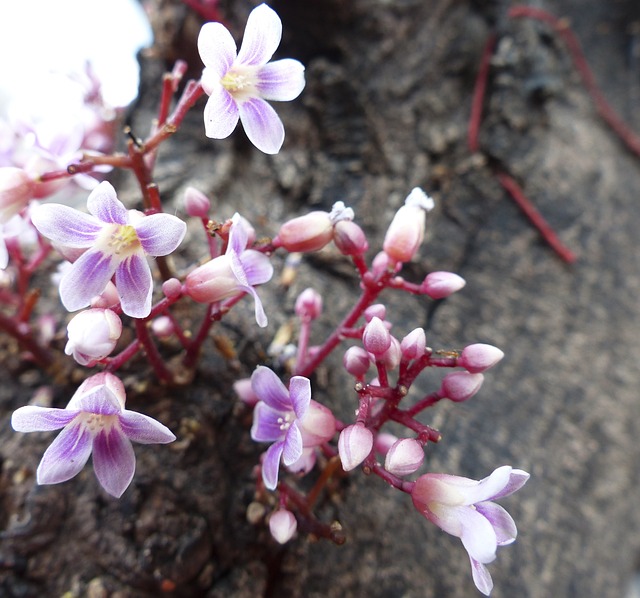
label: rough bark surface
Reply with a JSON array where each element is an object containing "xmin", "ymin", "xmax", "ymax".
[{"xmin": 2, "ymin": 1, "xmax": 640, "ymax": 597}]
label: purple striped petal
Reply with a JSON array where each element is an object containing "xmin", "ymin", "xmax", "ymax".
[
  {"xmin": 135, "ymin": 213, "xmax": 186, "ymax": 256},
  {"xmin": 31, "ymin": 203, "xmax": 102, "ymax": 247},
  {"xmin": 256, "ymin": 59, "xmax": 305, "ymax": 101},
  {"xmin": 92, "ymin": 426, "xmax": 135, "ymax": 497},
  {"xmin": 251, "ymin": 366, "xmax": 292, "ymax": 411},
  {"xmin": 281, "ymin": 422, "xmax": 303, "ymax": 466},
  {"xmin": 262, "ymin": 440, "xmax": 284, "ymax": 490},
  {"xmin": 239, "ymin": 250, "xmax": 273, "ymax": 286},
  {"xmin": 491, "ymin": 468, "xmax": 530, "ymax": 500},
  {"xmin": 86, "ymin": 182, "xmax": 128, "ymax": 224},
  {"xmin": 236, "ymin": 4, "xmax": 282, "ymax": 67},
  {"xmin": 12, "ymin": 406, "xmax": 79, "ymax": 432},
  {"xmin": 198, "ymin": 22, "xmax": 236, "ymax": 80},
  {"xmin": 470, "ymin": 557, "xmax": 493, "ymax": 597},
  {"xmin": 37, "ymin": 420, "xmax": 93, "ymax": 485},
  {"xmin": 71, "ymin": 386, "xmax": 122, "ymax": 415},
  {"xmin": 59, "ymin": 249, "xmax": 117, "ymax": 312},
  {"xmin": 115, "ymin": 254, "xmax": 152, "ymax": 318},
  {"xmin": 475, "ymin": 501, "xmax": 517, "ymax": 546},
  {"xmin": 463, "ymin": 466, "xmax": 513, "ymax": 505},
  {"xmin": 203, "ymin": 85, "xmax": 239, "ymax": 140},
  {"xmin": 458, "ymin": 506, "xmax": 498, "ymax": 564},
  {"xmin": 239, "ymin": 283, "xmax": 268, "ymax": 327},
  {"xmin": 288, "ymin": 377, "xmax": 310, "ymax": 420},
  {"xmin": 238, "ymin": 97, "xmax": 284, "ymax": 154},
  {"xmin": 227, "ymin": 213, "xmax": 249, "ymax": 255},
  {"xmin": 251, "ymin": 401, "xmax": 287, "ymax": 443},
  {"xmin": 118, "ymin": 410, "xmax": 176, "ymax": 444}
]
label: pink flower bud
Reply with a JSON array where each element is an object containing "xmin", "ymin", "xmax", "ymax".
[
  {"xmin": 184, "ymin": 255, "xmax": 241, "ymax": 303},
  {"xmin": 421, "ymin": 271, "xmax": 466, "ymax": 299},
  {"xmin": 274, "ymin": 211, "xmax": 333, "ymax": 252},
  {"xmin": 440, "ymin": 371, "xmax": 484, "ymax": 402},
  {"xmin": 269, "ymin": 509, "xmax": 297, "ymax": 544},
  {"xmin": 400, "ymin": 328, "xmax": 427, "ymax": 360},
  {"xmin": 362, "ymin": 316, "xmax": 391, "ymax": 356},
  {"xmin": 384, "ymin": 438, "xmax": 424, "ymax": 476},
  {"xmin": 295, "ymin": 288, "xmax": 323, "ymax": 320},
  {"xmin": 0, "ymin": 167, "xmax": 35, "ymax": 222},
  {"xmin": 299, "ymin": 400, "xmax": 336, "ymax": 447},
  {"xmin": 370, "ymin": 251, "xmax": 399, "ymax": 277},
  {"xmin": 333, "ymin": 219, "xmax": 368, "ymax": 255},
  {"xmin": 183, "ymin": 186, "xmax": 211, "ymax": 218},
  {"xmin": 343, "ymin": 346, "xmax": 371, "ymax": 378},
  {"xmin": 375, "ymin": 432, "xmax": 398, "ymax": 456},
  {"xmin": 285, "ymin": 447, "xmax": 317, "ymax": 475},
  {"xmin": 364, "ymin": 304, "xmax": 386, "ymax": 322},
  {"xmin": 64, "ymin": 308, "xmax": 122, "ymax": 366},
  {"xmin": 151, "ymin": 316, "xmax": 174, "ymax": 339},
  {"xmin": 383, "ymin": 188, "xmax": 434, "ymax": 263},
  {"xmin": 459, "ymin": 343, "xmax": 504, "ymax": 373},
  {"xmin": 234, "ymin": 378, "xmax": 259, "ymax": 406},
  {"xmin": 162, "ymin": 278, "xmax": 183, "ymax": 300},
  {"xmin": 338, "ymin": 423, "xmax": 374, "ymax": 471},
  {"xmin": 90, "ymin": 281, "xmax": 120, "ymax": 309},
  {"xmin": 380, "ymin": 336, "xmax": 401, "ymax": 370}
]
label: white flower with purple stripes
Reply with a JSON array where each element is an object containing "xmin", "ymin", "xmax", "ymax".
[
  {"xmin": 11, "ymin": 372, "xmax": 176, "ymax": 498},
  {"xmin": 31, "ymin": 181, "xmax": 186, "ymax": 318},
  {"xmin": 197, "ymin": 3, "xmax": 305, "ymax": 154}
]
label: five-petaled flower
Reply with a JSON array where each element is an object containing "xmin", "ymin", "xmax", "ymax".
[
  {"xmin": 411, "ymin": 465, "xmax": 529, "ymax": 596},
  {"xmin": 31, "ymin": 181, "xmax": 186, "ymax": 318},
  {"xmin": 11, "ymin": 372, "xmax": 176, "ymax": 498},
  {"xmin": 184, "ymin": 212, "xmax": 274, "ymax": 327},
  {"xmin": 197, "ymin": 3, "xmax": 305, "ymax": 154}
]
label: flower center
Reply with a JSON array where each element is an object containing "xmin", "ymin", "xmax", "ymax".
[
  {"xmin": 108, "ymin": 224, "xmax": 140, "ymax": 255},
  {"xmin": 80, "ymin": 412, "xmax": 118, "ymax": 434},
  {"xmin": 277, "ymin": 412, "xmax": 294, "ymax": 432},
  {"xmin": 220, "ymin": 66, "xmax": 258, "ymax": 102}
]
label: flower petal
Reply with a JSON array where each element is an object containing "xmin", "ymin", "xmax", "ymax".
[
  {"xmin": 135, "ymin": 213, "xmax": 186, "ymax": 256},
  {"xmin": 236, "ymin": 3, "xmax": 282, "ymax": 67},
  {"xmin": 86, "ymin": 182, "xmax": 128, "ymax": 224},
  {"xmin": 281, "ymin": 422, "xmax": 303, "ymax": 466},
  {"xmin": 118, "ymin": 410, "xmax": 176, "ymax": 444},
  {"xmin": 59, "ymin": 249, "xmax": 117, "ymax": 312},
  {"xmin": 203, "ymin": 85, "xmax": 240, "ymax": 140},
  {"xmin": 251, "ymin": 401, "xmax": 287, "ymax": 442},
  {"xmin": 0, "ymin": 237, "xmax": 8, "ymax": 269},
  {"xmin": 37, "ymin": 420, "xmax": 93, "ymax": 485},
  {"xmin": 288, "ymin": 376, "xmax": 310, "ymax": 420},
  {"xmin": 256, "ymin": 59, "xmax": 305, "ymax": 101},
  {"xmin": 71, "ymin": 386, "xmax": 123, "ymax": 415},
  {"xmin": 458, "ymin": 505, "xmax": 498, "ymax": 564},
  {"xmin": 463, "ymin": 466, "xmax": 514, "ymax": 504},
  {"xmin": 491, "ymin": 468, "xmax": 530, "ymax": 500},
  {"xmin": 239, "ymin": 250, "xmax": 273, "ymax": 286},
  {"xmin": 198, "ymin": 21, "xmax": 237, "ymax": 79},
  {"xmin": 238, "ymin": 97, "xmax": 284, "ymax": 154},
  {"xmin": 251, "ymin": 366, "xmax": 291, "ymax": 411},
  {"xmin": 262, "ymin": 440, "xmax": 284, "ymax": 490},
  {"xmin": 227, "ymin": 213, "xmax": 249, "ymax": 255},
  {"xmin": 115, "ymin": 254, "xmax": 152, "ymax": 318},
  {"xmin": 12, "ymin": 406, "xmax": 79, "ymax": 432},
  {"xmin": 469, "ymin": 557, "xmax": 494, "ymax": 597},
  {"xmin": 31, "ymin": 203, "xmax": 102, "ymax": 247},
  {"xmin": 475, "ymin": 501, "xmax": 517, "ymax": 546},
  {"xmin": 242, "ymin": 283, "xmax": 269, "ymax": 328},
  {"xmin": 92, "ymin": 426, "xmax": 135, "ymax": 497}
]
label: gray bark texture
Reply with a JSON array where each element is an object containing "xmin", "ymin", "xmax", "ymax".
[{"xmin": 2, "ymin": 0, "xmax": 640, "ymax": 596}]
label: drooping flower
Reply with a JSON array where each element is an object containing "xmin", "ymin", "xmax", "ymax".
[
  {"xmin": 11, "ymin": 372, "xmax": 176, "ymax": 498},
  {"xmin": 197, "ymin": 3, "xmax": 305, "ymax": 154},
  {"xmin": 411, "ymin": 466, "xmax": 530, "ymax": 596},
  {"xmin": 31, "ymin": 181, "xmax": 186, "ymax": 318},
  {"xmin": 250, "ymin": 366, "xmax": 334, "ymax": 490},
  {"xmin": 184, "ymin": 213, "xmax": 273, "ymax": 327}
]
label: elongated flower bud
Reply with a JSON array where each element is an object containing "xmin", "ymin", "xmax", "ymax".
[
  {"xmin": 362, "ymin": 316, "xmax": 391, "ymax": 356},
  {"xmin": 384, "ymin": 438, "xmax": 424, "ymax": 476},
  {"xmin": 295, "ymin": 288, "xmax": 323, "ymax": 320},
  {"xmin": 440, "ymin": 371, "xmax": 484, "ymax": 402},
  {"xmin": 184, "ymin": 255, "xmax": 240, "ymax": 303},
  {"xmin": 343, "ymin": 346, "xmax": 371, "ymax": 378},
  {"xmin": 338, "ymin": 423, "xmax": 373, "ymax": 471},
  {"xmin": 269, "ymin": 509, "xmax": 297, "ymax": 544},
  {"xmin": 184, "ymin": 186, "xmax": 211, "ymax": 218},
  {"xmin": 459, "ymin": 343, "xmax": 504, "ymax": 373},
  {"xmin": 421, "ymin": 271, "xmax": 466, "ymax": 299},
  {"xmin": 333, "ymin": 219, "xmax": 368, "ymax": 256},
  {"xmin": 400, "ymin": 328, "xmax": 427, "ymax": 361},
  {"xmin": 274, "ymin": 211, "xmax": 333, "ymax": 252}
]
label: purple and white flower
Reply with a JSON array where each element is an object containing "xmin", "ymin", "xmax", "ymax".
[
  {"xmin": 31, "ymin": 181, "xmax": 186, "ymax": 318},
  {"xmin": 197, "ymin": 3, "xmax": 305, "ymax": 154},
  {"xmin": 411, "ymin": 466, "xmax": 529, "ymax": 596},
  {"xmin": 250, "ymin": 366, "xmax": 310, "ymax": 490},
  {"xmin": 11, "ymin": 372, "xmax": 176, "ymax": 498},
  {"xmin": 184, "ymin": 213, "xmax": 273, "ymax": 327}
]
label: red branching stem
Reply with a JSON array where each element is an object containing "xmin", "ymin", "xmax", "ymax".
[
  {"xmin": 405, "ymin": 390, "xmax": 445, "ymax": 417},
  {"xmin": 182, "ymin": 303, "xmax": 216, "ymax": 369},
  {"xmin": 181, "ymin": 0, "xmax": 225, "ymax": 24},
  {"xmin": 0, "ymin": 311, "xmax": 53, "ymax": 369},
  {"xmin": 104, "ymin": 338, "xmax": 141, "ymax": 373},
  {"xmin": 370, "ymin": 462, "xmax": 409, "ymax": 492},
  {"xmin": 134, "ymin": 319, "xmax": 175, "ymax": 384},
  {"xmin": 468, "ymin": 33, "xmax": 497, "ymax": 153},
  {"xmin": 389, "ymin": 408, "xmax": 441, "ymax": 443}
]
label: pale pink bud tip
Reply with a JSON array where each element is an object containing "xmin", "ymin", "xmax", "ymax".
[
  {"xmin": 400, "ymin": 328, "xmax": 427, "ymax": 360},
  {"xmin": 375, "ymin": 432, "xmax": 399, "ymax": 456},
  {"xmin": 151, "ymin": 316, "xmax": 174, "ymax": 339},
  {"xmin": 421, "ymin": 271, "xmax": 466, "ymax": 299},
  {"xmin": 362, "ymin": 316, "xmax": 391, "ymax": 356},
  {"xmin": 234, "ymin": 378, "xmax": 259, "ymax": 406},
  {"xmin": 299, "ymin": 400, "xmax": 336, "ymax": 447},
  {"xmin": 441, "ymin": 371, "xmax": 484, "ymax": 402},
  {"xmin": 343, "ymin": 346, "xmax": 371, "ymax": 378},
  {"xmin": 364, "ymin": 304, "xmax": 386, "ymax": 322},
  {"xmin": 274, "ymin": 211, "xmax": 333, "ymax": 253},
  {"xmin": 295, "ymin": 288, "xmax": 323, "ymax": 320},
  {"xmin": 338, "ymin": 424, "xmax": 374, "ymax": 471},
  {"xmin": 269, "ymin": 509, "xmax": 297, "ymax": 544},
  {"xmin": 184, "ymin": 186, "xmax": 211, "ymax": 218},
  {"xmin": 384, "ymin": 438, "xmax": 424, "ymax": 476},
  {"xmin": 162, "ymin": 278, "xmax": 183, "ymax": 300},
  {"xmin": 333, "ymin": 220, "xmax": 368, "ymax": 256},
  {"xmin": 459, "ymin": 343, "xmax": 504, "ymax": 373}
]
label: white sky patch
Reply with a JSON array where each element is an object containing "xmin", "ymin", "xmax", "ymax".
[{"xmin": 0, "ymin": 0, "xmax": 153, "ymax": 109}]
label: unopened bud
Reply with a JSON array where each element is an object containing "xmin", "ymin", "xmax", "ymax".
[
  {"xmin": 421, "ymin": 271, "xmax": 466, "ymax": 299},
  {"xmin": 299, "ymin": 400, "xmax": 336, "ymax": 447},
  {"xmin": 184, "ymin": 255, "xmax": 240, "ymax": 303},
  {"xmin": 269, "ymin": 509, "xmax": 297, "ymax": 544},
  {"xmin": 65, "ymin": 308, "xmax": 122, "ymax": 366},
  {"xmin": 362, "ymin": 316, "xmax": 391, "ymax": 356},
  {"xmin": 364, "ymin": 304, "xmax": 386, "ymax": 322},
  {"xmin": 384, "ymin": 438, "xmax": 424, "ymax": 476},
  {"xmin": 333, "ymin": 219, "xmax": 368, "ymax": 255},
  {"xmin": 440, "ymin": 371, "xmax": 484, "ymax": 402},
  {"xmin": 295, "ymin": 288, "xmax": 323, "ymax": 320},
  {"xmin": 183, "ymin": 186, "xmax": 211, "ymax": 218},
  {"xmin": 375, "ymin": 432, "xmax": 399, "ymax": 456},
  {"xmin": 459, "ymin": 343, "xmax": 504, "ymax": 373},
  {"xmin": 380, "ymin": 336, "xmax": 401, "ymax": 370},
  {"xmin": 274, "ymin": 211, "xmax": 333, "ymax": 252},
  {"xmin": 234, "ymin": 378, "xmax": 259, "ymax": 406},
  {"xmin": 162, "ymin": 277, "xmax": 183, "ymax": 300},
  {"xmin": 400, "ymin": 328, "xmax": 427, "ymax": 360},
  {"xmin": 338, "ymin": 423, "xmax": 374, "ymax": 471},
  {"xmin": 90, "ymin": 281, "xmax": 120, "ymax": 309},
  {"xmin": 343, "ymin": 346, "xmax": 371, "ymax": 378},
  {"xmin": 151, "ymin": 315, "xmax": 174, "ymax": 338}
]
